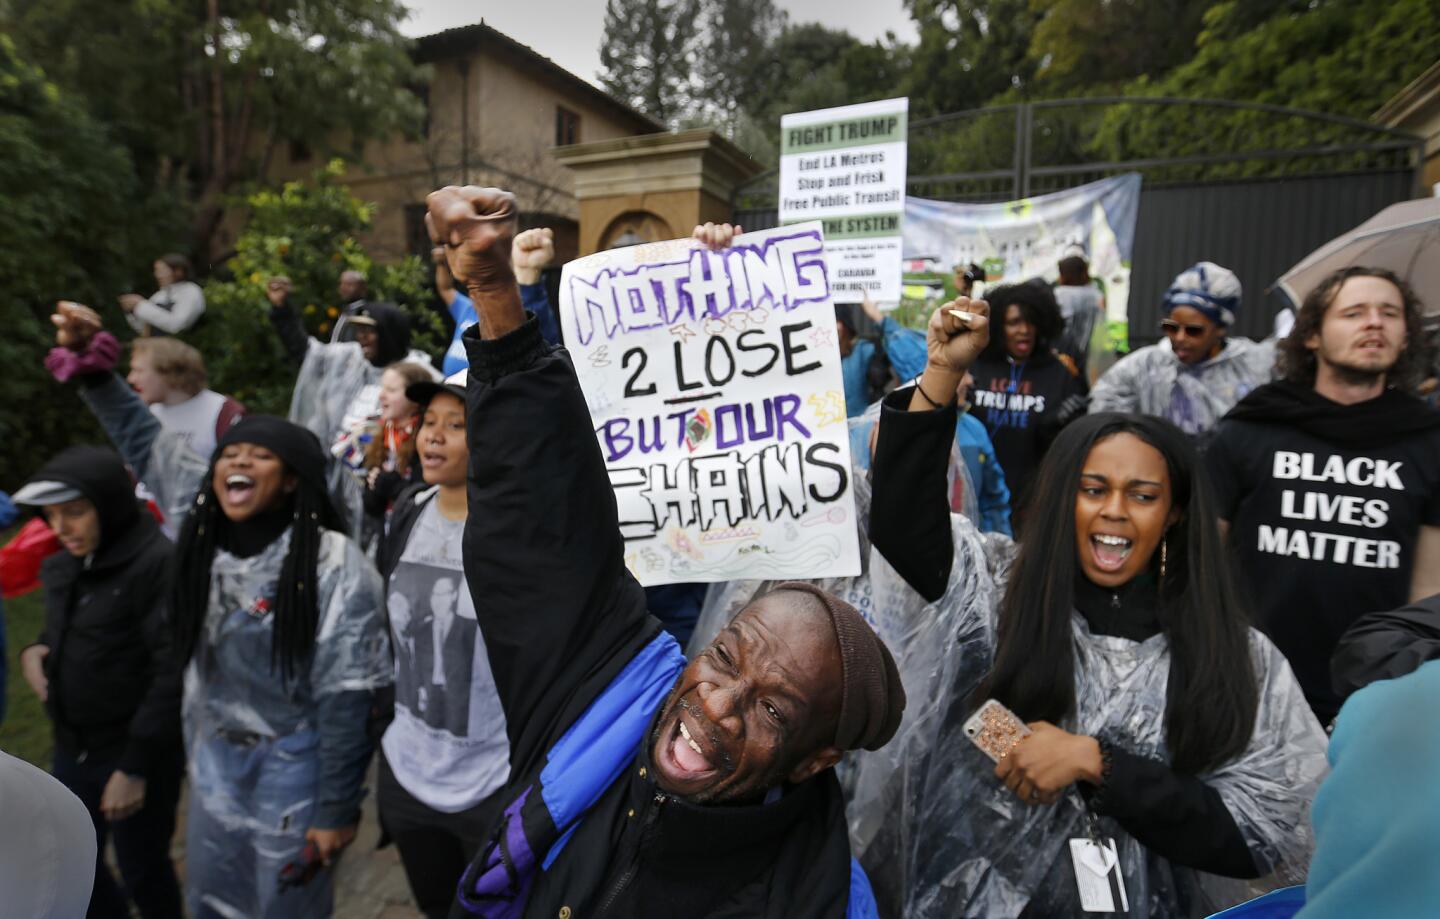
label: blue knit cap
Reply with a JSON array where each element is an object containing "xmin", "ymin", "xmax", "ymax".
[{"xmin": 1163, "ymin": 261, "xmax": 1242, "ymax": 327}]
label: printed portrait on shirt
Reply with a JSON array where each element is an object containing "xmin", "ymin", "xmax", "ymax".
[{"xmin": 387, "ymin": 561, "xmax": 479, "ymax": 737}]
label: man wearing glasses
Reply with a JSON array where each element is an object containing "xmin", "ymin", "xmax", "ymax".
[{"xmin": 1088, "ymin": 261, "xmax": 1274, "ymax": 439}]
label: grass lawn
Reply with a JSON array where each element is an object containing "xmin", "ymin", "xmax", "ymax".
[{"xmin": 1, "ymin": 586, "xmax": 53, "ymax": 767}]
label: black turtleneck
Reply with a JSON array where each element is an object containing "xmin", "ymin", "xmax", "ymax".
[
  {"xmin": 1073, "ymin": 571, "xmax": 1162, "ymax": 642},
  {"xmin": 219, "ymin": 498, "xmax": 294, "ymax": 559}
]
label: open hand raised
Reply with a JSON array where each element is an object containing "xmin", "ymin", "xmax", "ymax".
[
  {"xmin": 426, "ymin": 186, "xmax": 518, "ymax": 293},
  {"xmin": 692, "ymin": 222, "xmax": 743, "ymax": 251}
]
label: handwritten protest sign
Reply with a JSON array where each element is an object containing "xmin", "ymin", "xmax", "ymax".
[
  {"xmin": 559, "ymin": 223, "xmax": 862, "ymax": 587},
  {"xmin": 779, "ymin": 97, "xmax": 909, "ymax": 303}
]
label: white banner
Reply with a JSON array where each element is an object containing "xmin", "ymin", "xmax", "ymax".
[
  {"xmin": 902, "ymin": 174, "xmax": 1143, "ymax": 348},
  {"xmin": 780, "ymin": 97, "xmax": 909, "ymax": 304},
  {"xmin": 558, "ymin": 223, "xmax": 862, "ymax": 587}
]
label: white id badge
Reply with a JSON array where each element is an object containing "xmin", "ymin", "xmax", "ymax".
[{"xmin": 1068, "ymin": 837, "xmax": 1129, "ymax": 913}]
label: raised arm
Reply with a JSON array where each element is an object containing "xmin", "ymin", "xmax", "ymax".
[
  {"xmin": 513, "ymin": 227, "xmax": 561, "ymax": 345},
  {"xmin": 264, "ymin": 276, "xmax": 312, "ymax": 366},
  {"xmin": 48, "ymin": 302, "xmax": 208, "ymax": 521},
  {"xmin": 431, "ymin": 186, "xmax": 653, "ymax": 756},
  {"xmin": 869, "ymin": 300, "xmax": 990, "ymax": 602}
]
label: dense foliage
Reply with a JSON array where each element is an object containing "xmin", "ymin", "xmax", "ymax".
[
  {"xmin": 4, "ymin": 0, "xmax": 423, "ymax": 261},
  {"xmin": 600, "ymin": 0, "xmax": 1438, "ymax": 172},
  {"xmin": 0, "ymin": 36, "xmax": 142, "ymax": 488},
  {"xmin": 192, "ymin": 160, "xmax": 438, "ymax": 417}
]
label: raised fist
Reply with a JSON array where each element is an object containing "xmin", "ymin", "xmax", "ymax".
[
  {"xmin": 925, "ymin": 297, "xmax": 990, "ymax": 377},
  {"xmin": 266, "ymin": 276, "xmax": 292, "ymax": 308},
  {"xmin": 512, "ymin": 228, "xmax": 554, "ymax": 285},
  {"xmin": 426, "ymin": 186, "xmax": 518, "ymax": 293},
  {"xmin": 51, "ymin": 301, "xmax": 103, "ymax": 350}
]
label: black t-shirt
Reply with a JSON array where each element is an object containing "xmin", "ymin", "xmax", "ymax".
[
  {"xmin": 1208, "ymin": 413, "xmax": 1440, "ymax": 722},
  {"xmin": 969, "ymin": 352, "xmax": 1084, "ymax": 516}
]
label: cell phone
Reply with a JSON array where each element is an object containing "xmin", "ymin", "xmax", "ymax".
[{"xmin": 963, "ymin": 698, "xmax": 1031, "ymax": 763}]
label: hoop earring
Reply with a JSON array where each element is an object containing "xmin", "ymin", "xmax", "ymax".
[{"xmin": 1160, "ymin": 537, "xmax": 1168, "ymax": 581}]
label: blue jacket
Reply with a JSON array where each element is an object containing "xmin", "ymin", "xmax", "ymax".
[
  {"xmin": 954, "ymin": 412, "xmax": 1013, "ymax": 537},
  {"xmin": 442, "ymin": 284, "xmax": 559, "ymax": 376},
  {"xmin": 842, "ymin": 318, "xmax": 923, "ymax": 417}
]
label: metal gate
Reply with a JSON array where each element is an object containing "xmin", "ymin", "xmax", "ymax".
[{"xmin": 733, "ymin": 97, "xmax": 1423, "ymax": 346}]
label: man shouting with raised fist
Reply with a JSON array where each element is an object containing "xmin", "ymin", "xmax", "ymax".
[{"xmin": 428, "ymin": 184, "xmax": 944, "ymax": 919}]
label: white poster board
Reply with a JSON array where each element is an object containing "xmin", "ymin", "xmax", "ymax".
[
  {"xmin": 558, "ymin": 223, "xmax": 862, "ymax": 587},
  {"xmin": 779, "ymin": 97, "xmax": 909, "ymax": 304}
]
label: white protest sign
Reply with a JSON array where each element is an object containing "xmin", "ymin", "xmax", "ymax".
[
  {"xmin": 559, "ymin": 223, "xmax": 861, "ymax": 587},
  {"xmin": 779, "ymin": 97, "xmax": 909, "ymax": 304}
]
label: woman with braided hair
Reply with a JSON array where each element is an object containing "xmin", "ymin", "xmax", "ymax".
[{"xmin": 47, "ymin": 301, "xmax": 391, "ymax": 918}]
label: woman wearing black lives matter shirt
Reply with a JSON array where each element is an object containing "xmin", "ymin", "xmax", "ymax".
[
  {"xmin": 1208, "ymin": 267, "xmax": 1440, "ymax": 724},
  {"xmin": 967, "ymin": 279, "xmax": 1086, "ymax": 528}
]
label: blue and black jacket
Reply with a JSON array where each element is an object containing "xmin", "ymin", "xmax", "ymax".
[{"xmin": 450, "ymin": 309, "xmax": 878, "ymax": 919}]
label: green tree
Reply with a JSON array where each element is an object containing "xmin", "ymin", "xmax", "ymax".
[
  {"xmin": 598, "ymin": 0, "xmax": 703, "ymax": 125},
  {"xmin": 902, "ymin": 0, "xmax": 1043, "ymax": 116},
  {"xmin": 688, "ymin": 0, "xmax": 788, "ymax": 134},
  {"xmin": 1090, "ymin": 0, "xmax": 1440, "ymax": 179},
  {"xmin": 1028, "ymin": 0, "xmax": 1211, "ymax": 91},
  {"xmin": 736, "ymin": 24, "xmax": 910, "ymax": 163},
  {"xmin": 0, "ymin": 35, "xmax": 143, "ymax": 487},
  {"xmin": 192, "ymin": 160, "xmax": 435, "ymax": 416},
  {"xmin": 5, "ymin": 0, "xmax": 424, "ymax": 262}
]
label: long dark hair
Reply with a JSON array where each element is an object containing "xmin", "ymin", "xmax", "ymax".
[
  {"xmin": 169, "ymin": 470, "xmax": 340, "ymax": 683},
  {"xmin": 974, "ymin": 412, "xmax": 1258, "ymax": 773},
  {"xmin": 1277, "ymin": 266, "xmax": 1427, "ymax": 393},
  {"xmin": 980, "ymin": 279, "xmax": 1064, "ymax": 361}
]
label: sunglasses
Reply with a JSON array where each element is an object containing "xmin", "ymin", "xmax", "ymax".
[{"xmin": 1160, "ymin": 319, "xmax": 1208, "ymax": 338}]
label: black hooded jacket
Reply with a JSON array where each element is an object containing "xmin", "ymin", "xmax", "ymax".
[
  {"xmin": 27, "ymin": 447, "xmax": 181, "ymax": 775},
  {"xmin": 269, "ymin": 298, "xmax": 412, "ymax": 368}
]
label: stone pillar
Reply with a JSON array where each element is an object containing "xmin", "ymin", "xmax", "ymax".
[{"xmin": 552, "ymin": 129, "xmax": 765, "ymax": 255}]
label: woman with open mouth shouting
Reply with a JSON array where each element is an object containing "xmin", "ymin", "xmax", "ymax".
[
  {"xmin": 48, "ymin": 301, "xmax": 391, "ymax": 918},
  {"xmin": 862, "ymin": 375, "xmax": 1330, "ymax": 916}
]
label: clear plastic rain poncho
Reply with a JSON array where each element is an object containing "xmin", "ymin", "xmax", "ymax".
[
  {"xmin": 1088, "ymin": 337, "xmax": 1276, "ymax": 437},
  {"xmin": 846, "ymin": 534, "xmax": 1328, "ymax": 918},
  {"xmin": 183, "ymin": 528, "xmax": 389, "ymax": 918},
  {"xmin": 288, "ymin": 337, "xmax": 438, "ymax": 543},
  {"xmin": 81, "ymin": 374, "xmax": 392, "ymax": 917}
]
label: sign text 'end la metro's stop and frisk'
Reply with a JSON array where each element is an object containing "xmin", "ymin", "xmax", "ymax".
[{"xmin": 779, "ymin": 97, "xmax": 908, "ymax": 304}]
